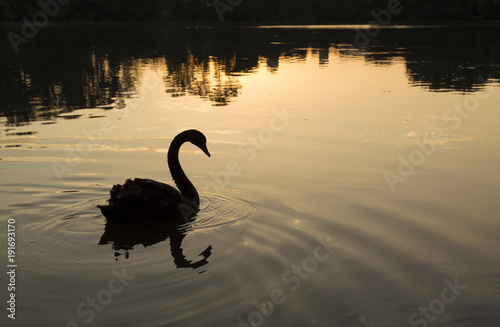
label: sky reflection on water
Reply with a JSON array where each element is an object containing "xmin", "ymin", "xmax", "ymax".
[{"xmin": 0, "ymin": 24, "xmax": 499, "ymax": 327}]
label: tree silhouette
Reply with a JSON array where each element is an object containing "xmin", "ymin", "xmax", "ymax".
[{"xmin": 0, "ymin": 0, "xmax": 497, "ymax": 22}]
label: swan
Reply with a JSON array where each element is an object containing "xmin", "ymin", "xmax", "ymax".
[{"xmin": 97, "ymin": 129, "xmax": 210, "ymax": 223}]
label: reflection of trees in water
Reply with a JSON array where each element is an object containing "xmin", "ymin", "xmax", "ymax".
[
  {"xmin": 78, "ymin": 50, "xmax": 137, "ymax": 112},
  {"xmin": 165, "ymin": 55, "xmax": 240, "ymax": 106},
  {"xmin": 0, "ymin": 25, "xmax": 499, "ymax": 127},
  {"xmin": 0, "ymin": 37, "xmax": 137, "ymax": 126},
  {"xmin": 351, "ymin": 26, "xmax": 500, "ymax": 91},
  {"xmin": 401, "ymin": 27, "xmax": 500, "ymax": 92}
]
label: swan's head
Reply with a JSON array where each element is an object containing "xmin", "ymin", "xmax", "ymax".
[{"xmin": 186, "ymin": 129, "xmax": 211, "ymax": 157}]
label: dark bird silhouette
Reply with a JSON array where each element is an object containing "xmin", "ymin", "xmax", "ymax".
[
  {"xmin": 97, "ymin": 129, "xmax": 210, "ymax": 223},
  {"xmin": 99, "ymin": 220, "xmax": 212, "ymax": 269}
]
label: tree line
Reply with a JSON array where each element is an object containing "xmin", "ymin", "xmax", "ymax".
[{"xmin": 0, "ymin": 0, "xmax": 499, "ymax": 22}]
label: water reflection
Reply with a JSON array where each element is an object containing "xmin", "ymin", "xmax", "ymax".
[
  {"xmin": 165, "ymin": 55, "xmax": 241, "ymax": 106},
  {"xmin": 0, "ymin": 24, "xmax": 499, "ymax": 126},
  {"xmin": 99, "ymin": 220, "xmax": 213, "ymax": 270}
]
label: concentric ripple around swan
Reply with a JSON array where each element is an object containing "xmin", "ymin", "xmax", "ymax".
[
  {"xmin": 28, "ymin": 193, "xmax": 259, "ymax": 235},
  {"xmin": 190, "ymin": 193, "xmax": 260, "ymax": 231}
]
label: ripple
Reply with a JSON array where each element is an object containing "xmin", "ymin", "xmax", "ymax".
[
  {"xmin": 23, "ymin": 192, "xmax": 259, "ymax": 276},
  {"xmin": 28, "ymin": 192, "xmax": 259, "ymax": 234},
  {"xmin": 26, "ymin": 197, "xmax": 103, "ymax": 233},
  {"xmin": 189, "ymin": 193, "xmax": 260, "ymax": 231}
]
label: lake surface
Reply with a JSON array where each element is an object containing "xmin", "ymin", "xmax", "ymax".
[{"xmin": 1, "ymin": 23, "xmax": 500, "ymax": 327}]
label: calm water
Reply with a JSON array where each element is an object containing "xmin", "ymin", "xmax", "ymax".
[{"xmin": 1, "ymin": 23, "xmax": 500, "ymax": 327}]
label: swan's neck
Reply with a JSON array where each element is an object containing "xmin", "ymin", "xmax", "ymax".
[{"xmin": 167, "ymin": 135, "xmax": 199, "ymax": 206}]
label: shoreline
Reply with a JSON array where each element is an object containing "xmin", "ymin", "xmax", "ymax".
[{"xmin": 1, "ymin": 19, "xmax": 500, "ymax": 28}]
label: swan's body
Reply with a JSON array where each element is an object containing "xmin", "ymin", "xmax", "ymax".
[{"xmin": 98, "ymin": 130, "xmax": 210, "ymax": 222}]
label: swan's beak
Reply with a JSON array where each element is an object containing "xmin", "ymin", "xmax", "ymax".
[{"xmin": 201, "ymin": 144, "xmax": 211, "ymax": 157}]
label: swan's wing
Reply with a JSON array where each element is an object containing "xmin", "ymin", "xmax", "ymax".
[
  {"xmin": 135, "ymin": 179, "xmax": 200, "ymax": 219},
  {"xmin": 132, "ymin": 178, "xmax": 184, "ymax": 201},
  {"xmin": 130, "ymin": 178, "xmax": 198, "ymax": 211},
  {"xmin": 101, "ymin": 178, "xmax": 197, "ymax": 222}
]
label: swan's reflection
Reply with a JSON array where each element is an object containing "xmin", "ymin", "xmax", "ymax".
[{"xmin": 98, "ymin": 218, "xmax": 212, "ymax": 270}]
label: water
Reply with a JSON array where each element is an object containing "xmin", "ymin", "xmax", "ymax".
[{"xmin": 1, "ymin": 23, "xmax": 500, "ymax": 327}]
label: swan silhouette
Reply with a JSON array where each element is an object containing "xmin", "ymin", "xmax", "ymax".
[
  {"xmin": 97, "ymin": 129, "xmax": 210, "ymax": 222},
  {"xmin": 99, "ymin": 220, "xmax": 213, "ymax": 269}
]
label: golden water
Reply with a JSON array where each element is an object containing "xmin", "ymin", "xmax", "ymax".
[{"xmin": 0, "ymin": 24, "xmax": 499, "ymax": 327}]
